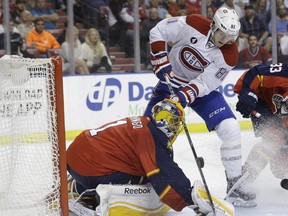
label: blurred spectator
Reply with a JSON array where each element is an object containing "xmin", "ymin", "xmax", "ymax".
[
  {"xmin": 266, "ymin": 0, "xmax": 285, "ymax": 27},
  {"xmin": 55, "ymin": 0, "xmax": 66, "ymax": 10},
  {"xmin": 186, "ymin": 0, "xmax": 201, "ymax": 15},
  {"xmin": 0, "ymin": 1, "xmax": 16, "ymax": 24},
  {"xmin": 26, "ymin": 18, "xmax": 60, "ymax": 57},
  {"xmin": 120, "ymin": 0, "xmax": 148, "ymax": 57},
  {"xmin": 0, "ymin": 21, "xmax": 34, "ymax": 58},
  {"xmin": 56, "ymin": 22, "xmax": 84, "ymax": 45},
  {"xmin": 167, "ymin": 0, "xmax": 187, "ymax": 17},
  {"xmin": 177, "ymin": 9, "xmax": 187, "ymax": 16},
  {"xmin": 108, "ymin": 0, "xmax": 127, "ymax": 48},
  {"xmin": 268, "ymin": 4, "xmax": 288, "ymax": 33},
  {"xmin": 10, "ymin": 0, "xmax": 26, "ymax": 24},
  {"xmin": 82, "ymin": 0, "xmax": 117, "ymax": 42},
  {"xmin": 205, "ymin": 0, "xmax": 217, "ymax": 11},
  {"xmin": 271, "ymin": 4, "xmax": 288, "ymax": 55},
  {"xmin": 237, "ymin": 34, "xmax": 272, "ymax": 68},
  {"xmin": 60, "ymin": 26, "xmax": 89, "ymax": 74},
  {"xmin": 239, "ymin": 4, "xmax": 272, "ymax": 52},
  {"xmin": 17, "ymin": 10, "xmax": 34, "ymax": 39},
  {"xmin": 212, "ymin": 0, "xmax": 224, "ymax": 8},
  {"xmin": 149, "ymin": 0, "xmax": 169, "ymax": 19},
  {"xmin": 72, "ymin": 0, "xmax": 83, "ymax": 27},
  {"xmin": 235, "ymin": 36, "xmax": 248, "ymax": 53},
  {"xmin": 0, "ymin": 2, "xmax": 2, "ymax": 24},
  {"xmin": 255, "ymin": 0, "xmax": 271, "ymax": 26},
  {"xmin": 24, "ymin": 0, "xmax": 35, "ymax": 11},
  {"xmin": 81, "ymin": 28, "xmax": 112, "ymax": 73},
  {"xmin": 140, "ymin": 7, "xmax": 162, "ymax": 69},
  {"xmin": 30, "ymin": 0, "xmax": 59, "ymax": 29},
  {"xmin": 279, "ymin": 34, "xmax": 288, "ymax": 55},
  {"xmin": 220, "ymin": 0, "xmax": 244, "ymax": 18},
  {"xmin": 206, "ymin": 6, "xmax": 215, "ymax": 20}
]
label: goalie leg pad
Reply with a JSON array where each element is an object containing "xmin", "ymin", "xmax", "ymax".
[
  {"xmin": 191, "ymin": 180, "xmax": 235, "ymax": 216},
  {"xmin": 96, "ymin": 183, "xmax": 170, "ymax": 216}
]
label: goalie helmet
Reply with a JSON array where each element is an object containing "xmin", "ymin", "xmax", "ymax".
[
  {"xmin": 212, "ymin": 7, "xmax": 240, "ymax": 42},
  {"xmin": 151, "ymin": 99, "xmax": 185, "ymax": 148}
]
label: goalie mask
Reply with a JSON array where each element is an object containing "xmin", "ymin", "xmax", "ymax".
[
  {"xmin": 151, "ymin": 99, "xmax": 185, "ymax": 148},
  {"xmin": 211, "ymin": 7, "xmax": 240, "ymax": 46}
]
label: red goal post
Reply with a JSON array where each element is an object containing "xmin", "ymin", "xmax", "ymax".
[{"xmin": 0, "ymin": 55, "xmax": 68, "ymax": 216}]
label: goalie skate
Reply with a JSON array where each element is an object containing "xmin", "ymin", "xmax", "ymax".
[
  {"xmin": 68, "ymin": 199, "xmax": 97, "ymax": 216},
  {"xmin": 67, "ymin": 176, "xmax": 99, "ymax": 216}
]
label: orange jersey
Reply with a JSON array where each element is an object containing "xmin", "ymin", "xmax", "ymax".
[
  {"xmin": 26, "ymin": 29, "xmax": 60, "ymax": 53},
  {"xmin": 234, "ymin": 63, "xmax": 288, "ymax": 113},
  {"xmin": 67, "ymin": 116, "xmax": 193, "ymax": 211}
]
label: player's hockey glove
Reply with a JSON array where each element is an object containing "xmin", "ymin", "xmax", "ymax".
[
  {"xmin": 236, "ymin": 89, "xmax": 258, "ymax": 118},
  {"xmin": 169, "ymin": 85, "xmax": 196, "ymax": 108},
  {"xmin": 150, "ymin": 51, "xmax": 173, "ymax": 81}
]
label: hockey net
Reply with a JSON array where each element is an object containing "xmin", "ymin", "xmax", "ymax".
[{"xmin": 0, "ymin": 55, "xmax": 68, "ymax": 216}]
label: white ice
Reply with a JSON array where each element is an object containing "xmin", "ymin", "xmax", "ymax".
[{"xmin": 165, "ymin": 130, "xmax": 288, "ymax": 216}]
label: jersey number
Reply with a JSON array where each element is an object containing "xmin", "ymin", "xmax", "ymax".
[
  {"xmin": 270, "ymin": 63, "xmax": 282, "ymax": 73},
  {"xmin": 89, "ymin": 120, "xmax": 127, "ymax": 136}
]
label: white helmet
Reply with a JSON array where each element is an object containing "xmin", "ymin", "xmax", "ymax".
[{"xmin": 212, "ymin": 7, "xmax": 241, "ymax": 41}]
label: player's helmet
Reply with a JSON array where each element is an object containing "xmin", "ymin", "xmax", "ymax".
[
  {"xmin": 151, "ymin": 99, "xmax": 185, "ymax": 148},
  {"xmin": 212, "ymin": 7, "xmax": 241, "ymax": 42}
]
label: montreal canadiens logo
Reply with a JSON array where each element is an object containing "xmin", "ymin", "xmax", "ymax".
[
  {"xmin": 180, "ymin": 46, "xmax": 209, "ymax": 72},
  {"xmin": 190, "ymin": 37, "xmax": 197, "ymax": 44}
]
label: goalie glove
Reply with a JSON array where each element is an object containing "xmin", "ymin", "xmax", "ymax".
[
  {"xmin": 150, "ymin": 51, "xmax": 174, "ymax": 81},
  {"xmin": 169, "ymin": 85, "xmax": 197, "ymax": 108},
  {"xmin": 236, "ymin": 89, "xmax": 258, "ymax": 118},
  {"xmin": 189, "ymin": 180, "xmax": 235, "ymax": 216}
]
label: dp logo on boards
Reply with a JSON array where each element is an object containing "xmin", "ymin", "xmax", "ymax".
[{"xmin": 86, "ymin": 78, "xmax": 121, "ymax": 111}]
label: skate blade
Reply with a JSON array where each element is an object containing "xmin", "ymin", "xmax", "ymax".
[
  {"xmin": 68, "ymin": 199, "xmax": 96, "ymax": 216},
  {"xmin": 227, "ymin": 197, "xmax": 257, "ymax": 208},
  {"xmin": 196, "ymin": 213, "xmax": 215, "ymax": 216}
]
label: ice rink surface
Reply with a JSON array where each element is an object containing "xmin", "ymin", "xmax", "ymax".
[
  {"xmin": 165, "ymin": 130, "xmax": 288, "ymax": 216},
  {"xmin": 68, "ymin": 130, "xmax": 288, "ymax": 216}
]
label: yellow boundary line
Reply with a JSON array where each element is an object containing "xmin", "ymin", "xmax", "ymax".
[{"xmin": 65, "ymin": 121, "xmax": 253, "ymax": 141}]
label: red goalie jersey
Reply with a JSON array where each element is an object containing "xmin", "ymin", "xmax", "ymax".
[{"xmin": 67, "ymin": 116, "xmax": 193, "ymax": 211}]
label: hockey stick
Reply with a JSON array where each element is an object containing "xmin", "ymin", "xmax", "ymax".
[{"xmin": 164, "ymin": 75, "xmax": 216, "ymax": 215}]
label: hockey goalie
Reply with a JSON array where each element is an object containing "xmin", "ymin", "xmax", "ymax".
[{"xmin": 66, "ymin": 99, "xmax": 234, "ymax": 216}]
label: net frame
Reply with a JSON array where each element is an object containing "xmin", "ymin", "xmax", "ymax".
[{"xmin": 0, "ymin": 55, "xmax": 68, "ymax": 216}]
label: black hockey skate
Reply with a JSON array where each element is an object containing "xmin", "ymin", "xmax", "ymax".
[{"xmin": 67, "ymin": 175, "xmax": 100, "ymax": 216}]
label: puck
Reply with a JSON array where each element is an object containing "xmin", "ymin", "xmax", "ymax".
[
  {"xmin": 197, "ymin": 157, "xmax": 204, "ymax": 168},
  {"xmin": 280, "ymin": 179, "xmax": 288, "ymax": 190}
]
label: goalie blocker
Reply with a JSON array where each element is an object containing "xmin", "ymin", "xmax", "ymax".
[{"xmin": 69, "ymin": 181, "xmax": 234, "ymax": 216}]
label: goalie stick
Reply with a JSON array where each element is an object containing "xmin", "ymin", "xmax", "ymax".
[{"xmin": 164, "ymin": 74, "xmax": 216, "ymax": 215}]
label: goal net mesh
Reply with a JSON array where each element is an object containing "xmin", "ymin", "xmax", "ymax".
[{"xmin": 0, "ymin": 56, "xmax": 64, "ymax": 216}]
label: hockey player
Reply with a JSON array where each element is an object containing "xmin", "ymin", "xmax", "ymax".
[
  {"xmin": 144, "ymin": 7, "xmax": 255, "ymax": 207},
  {"xmin": 234, "ymin": 62, "xmax": 288, "ymax": 197},
  {"xmin": 66, "ymin": 99, "xmax": 234, "ymax": 216}
]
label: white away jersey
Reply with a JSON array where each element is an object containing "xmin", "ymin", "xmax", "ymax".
[{"xmin": 149, "ymin": 14, "xmax": 239, "ymax": 97}]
